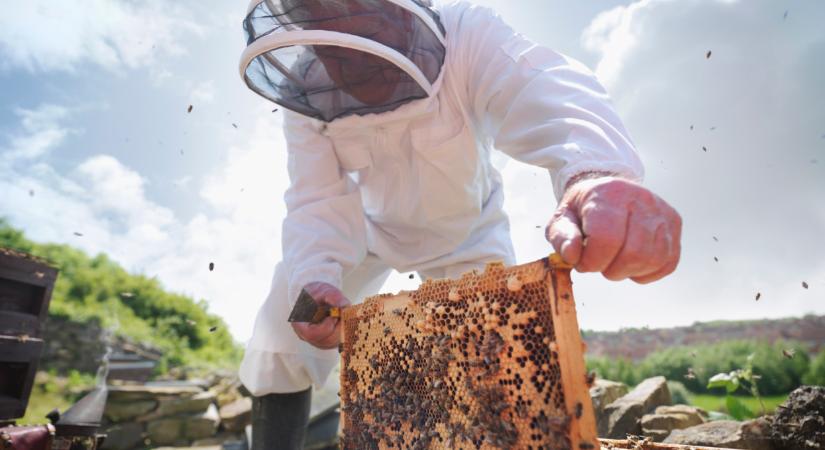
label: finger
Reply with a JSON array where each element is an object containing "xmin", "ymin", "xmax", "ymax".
[
  {"xmin": 578, "ymin": 202, "xmax": 629, "ymax": 273},
  {"xmin": 314, "ymin": 320, "xmax": 342, "ymax": 349},
  {"xmin": 322, "ymin": 288, "xmax": 350, "ymax": 308},
  {"xmin": 631, "ymin": 221, "xmax": 682, "ymax": 284},
  {"xmin": 631, "ymin": 252, "xmax": 680, "ymax": 284},
  {"xmin": 292, "ymin": 317, "xmax": 336, "ymax": 342},
  {"xmin": 308, "ymin": 283, "xmax": 351, "ymax": 308},
  {"xmin": 307, "ymin": 317, "xmax": 338, "ymax": 340},
  {"xmin": 602, "ymin": 216, "xmax": 667, "ymax": 281},
  {"xmin": 546, "ymin": 206, "xmax": 584, "ymax": 265}
]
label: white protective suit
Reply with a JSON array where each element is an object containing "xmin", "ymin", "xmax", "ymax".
[{"xmin": 238, "ymin": 0, "xmax": 644, "ymax": 395}]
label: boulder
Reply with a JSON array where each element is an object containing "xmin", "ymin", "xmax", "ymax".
[
  {"xmin": 770, "ymin": 385, "xmax": 825, "ymax": 450},
  {"xmin": 146, "ymin": 404, "xmax": 221, "ymax": 445},
  {"xmin": 599, "ymin": 376, "xmax": 672, "ymax": 439},
  {"xmin": 664, "ymin": 418, "xmax": 775, "ymax": 450},
  {"xmin": 643, "ymin": 429, "xmax": 672, "ymax": 442},
  {"xmin": 220, "ymin": 397, "xmax": 253, "ymax": 432},
  {"xmin": 140, "ymin": 390, "xmax": 216, "ymax": 420},
  {"xmin": 153, "ymin": 447, "xmax": 221, "ymax": 450},
  {"xmin": 100, "ymin": 422, "xmax": 145, "ymax": 450},
  {"xmin": 590, "ymin": 379, "xmax": 629, "ymax": 417},
  {"xmin": 641, "ymin": 404, "xmax": 706, "ymax": 441},
  {"xmin": 185, "ymin": 403, "xmax": 222, "ymax": 440},
  {"xmin": 191, "ymin": 433, "xmax": 246, "ymax": 446},
  {"xmin": 108, "ymin": 385, "xmax": 204, "ymax": 402},
  {"xmin": 655, "ymin": 404, "xmax": 709, "ymax": 418},
  {"xmin": 147, "ymin": 417, "xmax": 185, "ymax": 446},
  {"xmin": 104, "ymin": 399, "xmax": 158, "ymax": 422}
]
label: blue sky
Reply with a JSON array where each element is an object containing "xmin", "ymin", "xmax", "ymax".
[{"xmin": 1, "ymin": 0, "xmax": 824, "ymax": 342}]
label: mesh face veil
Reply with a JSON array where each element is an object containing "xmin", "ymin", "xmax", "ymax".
[{"xmin": 240, "ymin": 0, "xmax": 447, "ymax": 122}]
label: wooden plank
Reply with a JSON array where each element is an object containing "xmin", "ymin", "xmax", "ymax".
[{"xmin": 547, "ymin": 254, "xmax": 599, "ymax": 450}]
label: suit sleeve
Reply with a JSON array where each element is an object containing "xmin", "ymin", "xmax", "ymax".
[
  {"xmin": 280, "ymin": 111, "xmax": 368, "ymax": 308},
  {"xmin": 455, "ymin": 4, "xmax": 645, "ymax": 200}
]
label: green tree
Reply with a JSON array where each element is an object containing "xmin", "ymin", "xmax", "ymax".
[
  {"xmin": 803, "ymin": 349, "xmax": 825, "ymax": 386},
  {"xmin": 587, "ymin": 339, "xmax": 811, "ymax": 395}
]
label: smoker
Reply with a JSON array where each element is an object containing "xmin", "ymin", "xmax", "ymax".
[{"xmin": 0, "ymin": 248, "xmax": 106, "ymax": 450}]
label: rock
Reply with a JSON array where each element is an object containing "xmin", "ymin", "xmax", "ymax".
[
  {"xmin": 641, "ymin": 404, "xmax": 706, "ymax": 441},
  {"xmin": 104, "ymin": 399, "xmax": 158, "ymax": 422},
  {"xmin": 599, "ymin": 376, "xmax": 672, "ymax": 439},
  {"xmin": 770, "ymin": 385, "xmax": 825, "ymax": 450},
  {"xmin": 100, "ymin": 422, "xmax": 144, "ymax": 450},
  {"xmin": 191, "ymin": 432, "xmax": 245, "ymax": 446},
  {"xmin": 220, "ymin": 397, "xmax": 252, "ymax": 432},
  {"xmin": 643, "ymin": 429, "xmax": 672, "ymax": 442},
  {"xmin": 153, "ymin": 447, "xmax": 221, "ymax": 450},
  {"xmin": 146, "ymin": 404, "xmax": 221, "ymax": 445},
  {"xmin": 590, "ymin": 379, "xmax": 629, "ymax": 417},
  {"xmin": 185, "ymin": 403, "xmax": 222, "ymax": 440},
  {"xmin": 140, "ymin": 390, "xmax": 216, "ymax": 420},
  {"xmin": 147, "ymin": 417, "xmax": 185, "ymax": 446},
  {"xmin": 664, "ymin": 418, "xmax": 775, "ymax": 450},
  {"xmin": 147, "ymin": 379, "xmax": 212, "ymax": 390},
  {"xmin": 221, "ymin": 440, "xmax": 248, "ymax": 450},
  {"xmin": 108, "ymin": 385, "xmax": 204, "ymax": 402},
  {"xmin": 655, "ymin": 404, "xmax": 709, "ymax": 418}
]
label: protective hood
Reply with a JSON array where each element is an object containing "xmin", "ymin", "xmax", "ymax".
[{"xmin": 239, "ymin": 0, "xmax": 447, "ymax": 122}]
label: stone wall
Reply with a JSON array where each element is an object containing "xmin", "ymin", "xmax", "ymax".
[
  {"xmin": 42, "ymin": 316, "xmax": 108, "ymax": 374},
  {"xmin": 42, "ymin": 315, "xmax": 162, "ymax": 378},
  {"xmin": 101, "ymin": 375, "xmax": 251, "ymax": 450}
]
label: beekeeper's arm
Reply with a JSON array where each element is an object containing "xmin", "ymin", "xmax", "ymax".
[
  {"xmin": 461, "ymin": 6, "xmax": 681, "ymax": 283},
  {"xmin": 281, "ymin": 111, "xmax": 366, "ymax": 348}
]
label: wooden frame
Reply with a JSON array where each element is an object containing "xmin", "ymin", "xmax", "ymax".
[{"xmin": 339, "ymin": 255, "xmax": 598, "ymax": 449}]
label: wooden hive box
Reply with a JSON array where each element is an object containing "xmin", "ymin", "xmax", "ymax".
[
  {"xmin": 0, "ymin": 247, "xmax": 58, "ymax": 420},
  {"xmin": 339, "ymin": 255, "xmax": 597, "ymax": 450}
]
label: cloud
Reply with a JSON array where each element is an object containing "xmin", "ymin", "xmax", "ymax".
[
  {"xmin": 0, "ymin": 0, "xmax": 203, "ymax": 73},
  {"xmin": 189, "ymin": 81, "xmax": 217, "ymax": 105},
  {"xmin": 1, "ymin": 105, "xmax": 75, "ymax": 161},
  {"xmin": 485, "ymin": 0, "xmax": 825, "ymax": 332},
  {"xmin": 559, "ymin": 0, "xmax": 825, "ymax": 330},
  {"xmin": 0, "ymin": 103, "xmax": 289, "ymax": 342}
]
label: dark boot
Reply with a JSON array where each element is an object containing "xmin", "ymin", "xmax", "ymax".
[{"xmin": 251, "ymin": 387, "xmax": 312, "ymax": 450}]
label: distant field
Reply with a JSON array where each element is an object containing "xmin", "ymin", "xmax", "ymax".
[{"xmin": 688, "ymin": 393, "xmax": 789, "ymax": 416}]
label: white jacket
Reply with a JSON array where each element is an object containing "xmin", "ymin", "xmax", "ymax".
[{"xmin": 280, "ymin": 1, "xmax": 644, "ymax": 309}]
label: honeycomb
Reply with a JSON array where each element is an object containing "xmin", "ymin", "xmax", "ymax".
[{"xmin": 339, "ymin": 255, "xmax": 598, "ymax": 450}]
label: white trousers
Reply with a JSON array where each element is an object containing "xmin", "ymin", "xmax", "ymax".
[{"xmin": 239, "ymin": 253, "xmax": 511, "ymax": 396}]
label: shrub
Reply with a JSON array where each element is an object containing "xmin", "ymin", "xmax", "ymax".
[
  {"xmin": 0, "ymin": 219, "xmax": 242, "ymax": 373},
  {"xmin": 667, "ymin": 380, "xmax": 691, "ymax": 405},
  {"xmin": 587, "ymin": 339, "xmax": 811, "ymax": 395},
  {"xmin": 803, "ymin": 349, "xmax": 825, "ymax": 386}
]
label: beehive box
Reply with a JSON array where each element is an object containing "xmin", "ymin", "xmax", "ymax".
[
  {"xmin": 339, "ymin": 255, "xmax": 597, "ymax": 450},
  {"xmin": 0, "ymin": 248, "xmax": 58, "ymax": 420}
]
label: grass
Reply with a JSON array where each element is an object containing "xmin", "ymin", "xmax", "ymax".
[
  {"xmin": 688, "ymin": 393, "xmax": 789, "ymax": 416},
  {"xmin": 20, "ymin": 371, "xmax": 96, "ymax": 424}
]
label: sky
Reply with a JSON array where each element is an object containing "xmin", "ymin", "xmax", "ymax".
[{"xmin": 1, "ymin": 0, "xmax": 823, "ymax": 343}]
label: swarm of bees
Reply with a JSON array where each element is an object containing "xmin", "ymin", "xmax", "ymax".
[{"xmin": 339, "ymin": 257, "xmax": 596, "ymax": 449}]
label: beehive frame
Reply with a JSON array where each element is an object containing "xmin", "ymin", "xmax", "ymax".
[{"xmin": 339, "ymin": 255, "xmax": 598, "ymax": 449}]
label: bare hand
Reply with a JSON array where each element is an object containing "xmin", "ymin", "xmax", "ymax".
[
  {"xmin": 545, "ymin": 176, "xmax": 682, "ymax": 284},
  {"xmin": 290, "ymin": 281, "xmax": 350, "ymax": 349}
]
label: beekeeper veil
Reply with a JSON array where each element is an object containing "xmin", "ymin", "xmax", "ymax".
[{"xmin": 240, "ymin": 0, "xmax": 446, "ymax": 122}]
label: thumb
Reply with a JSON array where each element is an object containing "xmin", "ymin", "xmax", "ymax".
[{"xmin": 546, "ymin": 205, "xmax": 584, "ymax": 265}]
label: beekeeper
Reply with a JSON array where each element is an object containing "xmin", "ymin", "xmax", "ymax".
[{"xmin": 237, "ymin": 0, "xmax": 681, "ymax": 447}]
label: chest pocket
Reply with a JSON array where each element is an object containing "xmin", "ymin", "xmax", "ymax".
[{"xmin": 409, "ymin": 95, "xmax": 483, "ymax": 223}]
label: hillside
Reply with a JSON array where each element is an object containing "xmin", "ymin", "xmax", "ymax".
[
  {"xmin": 583, "ymin": 315, "xmax": 825, "ymax": 361},
  {"xmin": 0, "ymin": 219, "xmax": 242, "ymax": 373}
]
